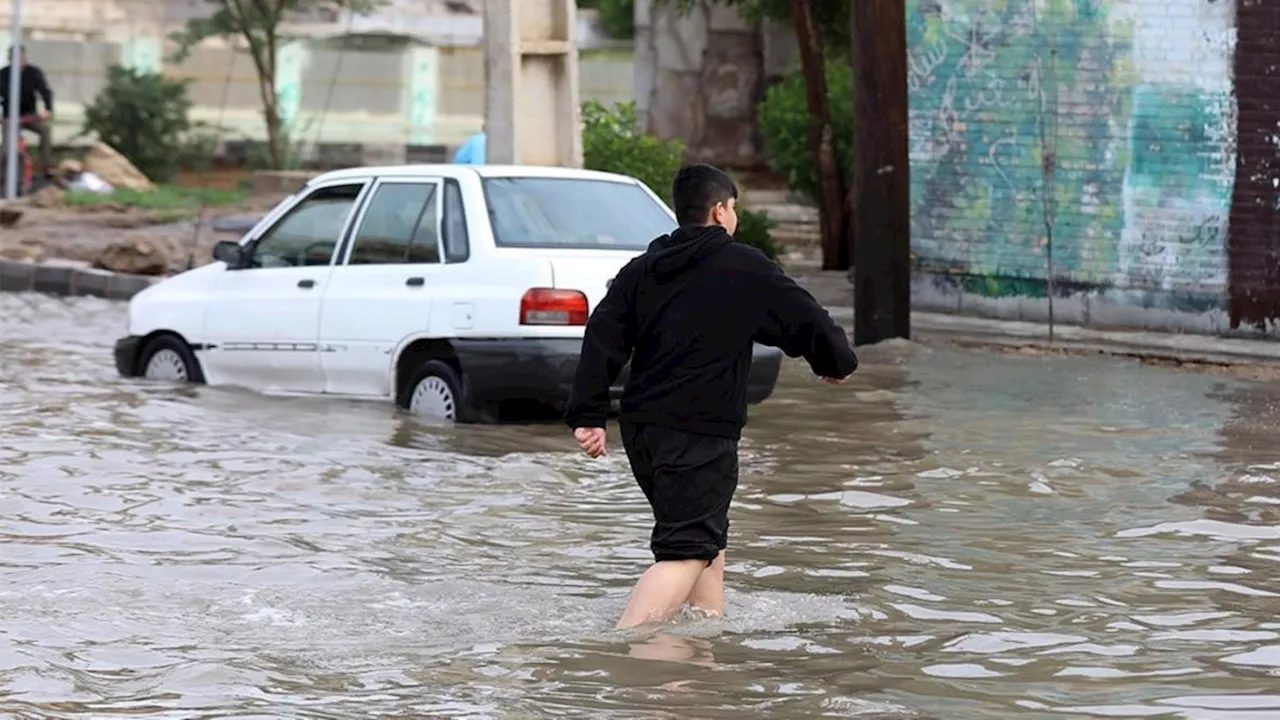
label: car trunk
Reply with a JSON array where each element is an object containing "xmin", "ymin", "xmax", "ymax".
[{"xmin": 543, "ymin": 249, "xmax": 642, "ymax": 313}]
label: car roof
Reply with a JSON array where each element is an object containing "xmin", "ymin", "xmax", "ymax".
[{"xmin": 307, "ymin": 164, "xmax": 643, "ymax": 186}]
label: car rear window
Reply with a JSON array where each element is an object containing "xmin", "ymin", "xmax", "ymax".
[{"xmin": 481, "ymin": 177, "xmax": 674, "ymax": 250}]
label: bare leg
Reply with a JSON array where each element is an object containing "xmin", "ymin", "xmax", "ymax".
[
  {"xmin": 685, "ymin": 550, "xmax": 726, "ymax": 616},
  {"xmin": 616, "ymin": 559, "xmax": 707, "ymax": 629}
]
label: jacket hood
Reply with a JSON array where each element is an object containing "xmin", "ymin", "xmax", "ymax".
[{"xmin": 644, "ymin": 224, "xmax": 733, "ymax": 280}]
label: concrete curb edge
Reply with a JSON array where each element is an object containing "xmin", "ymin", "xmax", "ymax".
[
  {"xmin": 0, "ymin": 259, "xmax": 159, "ymax": 301},
  {"xmin": 825, "ymin": 307, "xmax": 1280, "ymax": 367}
]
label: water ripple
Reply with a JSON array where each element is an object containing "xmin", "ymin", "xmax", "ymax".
[{"xmin": 1, "ymin": 293, "xmax": 1279, "ymax": 718}]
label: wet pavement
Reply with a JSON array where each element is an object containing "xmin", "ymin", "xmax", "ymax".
[{"xmin": 2, "ymin": 292, "xmax": 1280, "ymax": 719}]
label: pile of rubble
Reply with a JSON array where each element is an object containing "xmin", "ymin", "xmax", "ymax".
[
  {"xmin": 0, "ymin": 142, "xmax": 180, "ymax": 276},
  {"xmin": 23, "ymin": 142, "xmax": 155, "ymax": 211}
]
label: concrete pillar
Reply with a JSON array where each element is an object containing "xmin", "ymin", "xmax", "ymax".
[
  {"xmin": 632, "ymin": 0, "xmax": 656, "ymax": 130},
  {"xmin": 483, "ymin": 0, "xmax": 582, "ymax": 167}
]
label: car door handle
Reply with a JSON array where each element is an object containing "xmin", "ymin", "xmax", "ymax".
[
  {"xmin": 297, "ymin": 279, "xmax": 315, "ymax": 289},
  {"xmin": 406, "ymin": 277, "xmax": 424, "ymax": 287}
]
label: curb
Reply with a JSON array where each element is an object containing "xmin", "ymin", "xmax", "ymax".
[
  {"xmin": 0, "ymin": 259, "xmax": 159, "ymax": 300},
  {"xmin": 825, "ymin": 306, "xmax": 1280, "ymax": 368}
]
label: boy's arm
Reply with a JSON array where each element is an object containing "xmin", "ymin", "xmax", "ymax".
[
  {"xmin": 564, "ymin": 264, "xmax": 637, "ymax": 429},
  {"xmin": 752, "ymin": 254, "xmax": 857, "ymax": 379}
]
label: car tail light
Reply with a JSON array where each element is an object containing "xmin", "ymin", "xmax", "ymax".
[{"xmin": 520, "ymin": 288, "xmax": 589, "ymax": 326}]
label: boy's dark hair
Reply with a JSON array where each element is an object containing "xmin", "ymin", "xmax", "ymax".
[{"xmin": 671, "ymin": 164, "xmax": 738, "ymax": 226}]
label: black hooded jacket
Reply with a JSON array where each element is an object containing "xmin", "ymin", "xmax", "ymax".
[{"xmin": 564, "ymin": 224, "xmax": 857, "ymax": 439}]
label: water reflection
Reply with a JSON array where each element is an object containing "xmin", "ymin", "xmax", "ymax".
[{"xmin": 1, "ymin": 293, "xmax": 1279, "ymax": 718}]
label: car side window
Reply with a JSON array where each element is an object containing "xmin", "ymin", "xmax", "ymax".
[
  {"xmin": 443, "ymin": 179, "xmax": 470, "ymax": 263},
  {"xmin": 348, "ymin": 182, "xmax": 441, "ymax": 265},
  {"xmin": 250, "ymin": 183, "xmax": 364, "ymax": 269}
]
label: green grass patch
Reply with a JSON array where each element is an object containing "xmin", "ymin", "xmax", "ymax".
[{"xmin": 64, "ymin": 185, "xmax": 248, "ymax": 212}]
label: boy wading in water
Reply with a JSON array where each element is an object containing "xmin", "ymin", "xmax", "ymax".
[{"xmin": 565, "ymin": 164, "xmax": 858, "ymax": 629}]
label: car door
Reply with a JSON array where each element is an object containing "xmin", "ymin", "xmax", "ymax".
[
  {"xmin": 317, "ymin": 177, "xmax": 449, "ymax": 397},
  {"xmin": 200, "ymin": 180, "xmax": 370, "ymax": 394}
]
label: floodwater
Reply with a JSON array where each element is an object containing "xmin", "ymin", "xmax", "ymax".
[{"xmin": 2, "ymin": 293, "xmax": 1280, "ymax": 720}]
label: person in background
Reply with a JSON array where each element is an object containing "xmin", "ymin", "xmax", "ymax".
[
  {"xmin": 0, "ymin": 45, "xmax": 53, "ymax": 179},
  {"xmin": 452, "ymin": 126, "xmax": 486, "ymax": 164}
]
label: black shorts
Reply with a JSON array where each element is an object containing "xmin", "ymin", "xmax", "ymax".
[{"xmin": 619, "ymin": 422, "xmax": 740, "ymax": 563}]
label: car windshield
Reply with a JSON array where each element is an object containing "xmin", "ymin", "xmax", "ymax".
[{"xmin": 481, "ymin": 176, "xmax": 674, "ymax": 250}]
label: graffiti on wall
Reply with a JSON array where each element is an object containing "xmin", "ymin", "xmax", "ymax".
[{"xmin": 906, "ymin": 0, "xmax": 1237, "ymax": 305}]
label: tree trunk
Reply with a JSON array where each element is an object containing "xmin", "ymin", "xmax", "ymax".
[
  {"xmin": 850, "ymin": 0, "xmax": 909, "ymax": 345},
  {"xmin": 264, "ymin": 31, "xmax": 283, "ymax": 169},
  {"xmin": 244, "ymin": 35, "xmax": 282, "ymax": 169},
  {"xmin": 789, "ymin": 0, "xmax": 849, "ymax": 271},
  {"xmin": 261, "ymin": 93, "xmax": 283, "ymax": 169},
  {"xmin": 1227, "ymin": 0, "xmax": 1280, "ymax": 330},
  {"xmin": 258, "ymin": 56, "xmax": 283, "ymax": 169}
]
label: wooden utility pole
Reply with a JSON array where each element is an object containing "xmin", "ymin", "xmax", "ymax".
[
  {"xmin": 850, "ymin": 0, "xmax": 910, "ymax": 345},
  {"xmin": 789, "ymin": 0, "xmax": 848, "ymax": 271}
]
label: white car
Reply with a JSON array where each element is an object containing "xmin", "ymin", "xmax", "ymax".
[{"xmin": 112, "ymin": 164, "xmax": 783, "ymax": 422}]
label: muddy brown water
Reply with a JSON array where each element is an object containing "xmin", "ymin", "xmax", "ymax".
[{"xmin": 2, "ymin": 293, "xmax": 1279, "ymax": 719}]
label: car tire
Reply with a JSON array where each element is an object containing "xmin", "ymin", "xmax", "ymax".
[
  {"xmin": 399, "ymin": 359, "xmax": 484, "ymax": 423},
  {"xmin": 138, "ymin": 334, "xmax": 206, "ymax": 384}
]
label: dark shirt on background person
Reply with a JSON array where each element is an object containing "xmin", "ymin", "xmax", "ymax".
[
  {"xmin": 0, "ymin": 46, "xmax": 54, "ymax": 179},
  {"xmin": 0, "ymin": 62, "xmax": 52, "ymax": 118}
]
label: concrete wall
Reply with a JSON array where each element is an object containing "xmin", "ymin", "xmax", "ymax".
[
  {"xmin": 0, "ymin": 0, "xmax": 162, "ymax": 37},
  {"xmin": 438, "ymin": 46, "xmax": 631, "ymax": 144},
  {"xmin": 9, "ymin": 36, "xmax": 632, "ymax": 158},
  {"xmin": 904, "ymin": 0, "xmax": 1266, "ymax": 335}
]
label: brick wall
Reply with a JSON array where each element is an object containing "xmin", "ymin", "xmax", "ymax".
[{"xmin": 905, "ymin": 0, "xmax": 1262, "ymax": 335}]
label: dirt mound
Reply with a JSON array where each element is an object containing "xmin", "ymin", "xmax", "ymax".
[
  {"xmin": 94, "ymin": 234, "xmax": 172, "ymax": 275},
  {"xmin": 83, "ymin": 143, "xmax": 155, "ymax": 192}
]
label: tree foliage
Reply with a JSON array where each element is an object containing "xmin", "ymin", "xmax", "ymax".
[
  {"xmin": 581, "ymin": 99, "xmax": 780, "ymax": 260},
  {"xmin": 577, "ymin": 0, "xmax": 635, "ymax": 39},
  {"xmin": 168, "ymin": 0, "xmax": 382, "ymax": 169},
  {"xmin": 82, "ymin": 66, "xmax": 194, "ymax": 183},
  {"xmin": 756, "ymin": 56, "xmax": 853, "ymax": 200},
  {"xmin": 734, "ymin": 202, "xmax": 782, "ymax": 261},
  {"xmin": 582, "ymin": 99, "xmax": 684, "ymax": 203}
]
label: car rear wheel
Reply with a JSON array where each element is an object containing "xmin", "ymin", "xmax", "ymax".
[
  {"xmin": 139, "ymin": 335, "xmax": 205, "ymax": 384},
  {"xmin": 400, "ymin": 359, "xmax": 483, "ymax": 423}
]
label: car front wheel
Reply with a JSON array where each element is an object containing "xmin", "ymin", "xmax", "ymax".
[
  {"xmin": 400, "ymin": 359, "xmax": 483, "ymax": 423},
  {"xmin": 138, "ymin": 334, "xmax": 205, "ymax": 384}
]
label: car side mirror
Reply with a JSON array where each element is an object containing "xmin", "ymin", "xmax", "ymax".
[{"xmin": 212, "ymin": 240, "xmax": 246, "ymax": 269}]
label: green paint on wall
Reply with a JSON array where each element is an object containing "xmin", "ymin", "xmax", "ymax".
[
  {"xmin": 906, "ymin": 0, "xmax": 1234, "ymax": 301},
  {"xmin": 122, "ymin": 38, "xmax": 162, "ymax": 74},
  {"xmin": 405, "ymin": 46, "xmax": 439, "ymax": 145},
  {"xmin": 275, "ymin": 41, "xmax": 306, "ymax": 133}
]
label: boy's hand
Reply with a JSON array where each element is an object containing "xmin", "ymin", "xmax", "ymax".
[
  {"xmin": 820, "ymin": 375, "xmax": 849, "ymax": 385},
  {"xmin": 574, "ymin": 427, "xmax": 607, "ymax": 458}
]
